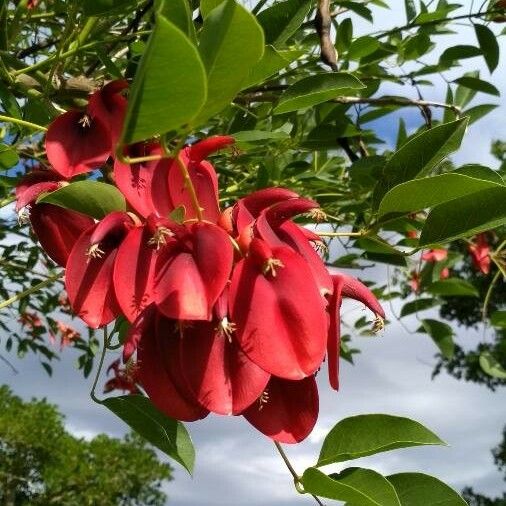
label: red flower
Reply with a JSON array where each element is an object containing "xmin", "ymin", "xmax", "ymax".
[
  {"xmin": 421, "ymin": 248, "xmax": 447, "ymax": 262},
  {"xmin": 468, "ymin": 233, "xmax": 491, "ymax": 274},
  {"xmin": 409, "ymin": 271, "xmax": 421, "ymax": 293},
  {"xmin": 103, "ymin": 358, "xmax": 140, "ymax": 395}
]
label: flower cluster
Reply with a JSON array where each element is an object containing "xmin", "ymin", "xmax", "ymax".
[{"xmin": 15, "ymin": 81, "xmax": 384, "ymax": 443}]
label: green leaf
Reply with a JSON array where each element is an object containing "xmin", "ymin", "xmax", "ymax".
[
  {"xmin": 373, "ymin": 118, "xmax": 468, "ymax": 206},
  {"xmin": 490, "ymin": 310, "xmax": 506, "ymax": 328},
  {"xmin": 0, "ymin": 144, "xmax": 19, "ymax": 171},
  {"xmin": 233, "ymin": 130, "xmax": 290, "ymax": 143},
  {"xmin": 455, "ymin": 71, "xmax": 479, "ymax": 107},
  {"xmin": 418, "ymin": 319, "xmax": 455, "ymax": 359},
  {"xmin": 200, "ymin": 0, "xmax": 225, "ymax": 17},
  {"xmin": 387, "ymin": 473, "xmax": 468, "ymax": 505},
  {"xmin": 194, "ymin": 0, "xmax": 264, "ymax": 125},
  {"xmin": 474, "ymin": 24, "xmax": 499, "ymax": 73},
  {"xmin": 82, "ymin": 0, "xmax": 137, "ymax": 16},
  {"xmin": 156, "ymin": 0, "xmax": 197, "ymax": 42},
  {"xmin": 479, "ymin": 351, "xmax": 506, "ymax": 379},
  {"xmin": 400, "ymin": 298, "xmax": 440, "ymax": 318},
  {"xmin": 121, "ymin": 14, "xmax": 207, "ymax": 144},
  {"xmin": 274, "ymin": 73, "xmax": 364, "ymax": 114},
  {"xmin": 427, "ymin": 278, "xmax": 479, "ymax": 297},
  {"xmin": 0, "ymin": 80, "xmax": 22, "ymax": 120},
  {"xmin": 378, "ymin": 173, "xmax": 501, "ymax": 218},
  {"xmin": 439, "ymin": 45, "xmax": 482, "ymax": 62},
  {"xmin": 37, "ymin": 181, "xmax": 126, "ymax": 219},
  {"xmin": 317, "ymin": 414, "xmax": 445, "ymax": 467},
  {"xmin": 256, "ymin": 0, "xmax": 311, "ymax": 47},
  {"xmin": 453, "ymin": 76, "xmax": 500, "ymax": 96},
  {"xmin": 348, "ymin": 36, "xmax": 380, "ymax": 60},
  {"xmin": 419, "ymin": 186, "xmax": 506, "ymax": 245},
  {"xmin": 455, "ymin": 164, "xmax": 504, "ymax": 184},
  {"xmin": 404, "ymin": 0, "xmax": 416, "ymax": 21},
  {"xmin": 302, "ymin": 467, "xmax": 400, "ymax": 506},
  {"xmin": 103, "ymin": 395, "xmax": 195, "ymax": 473},
  {"xmin": 463, "ymin": 103, "xmax": 498, "ymax": 124},
  {"xmin": 242, "ymin": 46, "xmax": 302, "ymax": 89}
]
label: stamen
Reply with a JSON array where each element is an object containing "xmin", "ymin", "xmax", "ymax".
[
  {"xmin": 262, "ymin": 257, "xmax": 284, "ymax": 278},
  {"xmin": 17, "ymin": 206, "xmax": 31, "ymax": 225},
  {"xmin": 372, "ymin": 315, "xmax": 385, "ymax": 333},
  {"xmin": 78, "ymin": 114, "xmax": 91, "ymax": 128},
  {"xmin": 148, "ymin": 226, "xmax": 174, "ymax": 250},
  {"xmin": 216, "ymin": 317, "xmax": 236, "ymax": 343},
  {"xmin": 313, "ymin": 240, "xmax": 328, "ymax": 254},
  {"xmin": 86, "ymin": 243, "xmax": 105, "ymax": 261},
  {"xmin": 307, "ymin": 208, "xmax": 327, "ymax": 222},
  {"xmin": 258, "ymin": 389, "xmax": 270, "ymax": 411}
]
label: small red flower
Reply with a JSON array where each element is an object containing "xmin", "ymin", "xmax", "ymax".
[
  {"xmin": 468, "ymin": 233, "xmax": 491, "ymax": 274},
  {"xmin": 421, "ymin": 248, "xmax": 447, "ymax": 262}
]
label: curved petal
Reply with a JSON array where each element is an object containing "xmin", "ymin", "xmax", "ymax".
[
  {"xmin": 230, "ymin": 246, "xmax": 327, "ymax": 380},
  {"xmin": 46, "ymin": 110, "xmax": 111, "ymax": 178},
  {"xmin": 338, "ymin": 272, "xmax": 385, "ymax": 318},
  {"xmin": 16, "ymin": 181, "xmax": 60, "ymax": 211},
  {"xmin": 65, "ymin": 227, "xmax": 121, "ymax": 328},
  {"xmin": 243, "ymin": 376, "xmax": 318, "ymax": 444},
  {"xmin": 180, "ymin": 321, "xmax": 270, "ymax": 415},
  {"xmin": 113, "ymin": 226, "xmax": 157, "ymax": 322},
  {"xmin": 327, "ymin": 275, "xmax": 344, "ymax": 391},
  {"xmin": 136, "ymin": 308, "xmax": 208, "ymax": 421},
  {"xmin": 30, "ymin": 204, "xmax": 95, "ymax": 267}
]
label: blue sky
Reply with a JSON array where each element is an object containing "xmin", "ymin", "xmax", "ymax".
[{"xmin": 1, "ymin": 2, "xmax": 506, "ymax": 505}]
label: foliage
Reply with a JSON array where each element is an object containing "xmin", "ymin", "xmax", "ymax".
[{"xmin": 0, "ymin": 385, "xmax": 172, "ymax": 505}]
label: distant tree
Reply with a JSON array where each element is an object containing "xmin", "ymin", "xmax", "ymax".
[{"xmin": 0, "ymin": 385, "xmax": 172, "ymax": 506}]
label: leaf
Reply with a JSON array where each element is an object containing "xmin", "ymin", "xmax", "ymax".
[
  {"xmin": 302, "ymin": 467, "xmax": 401, "ymax": 506},
  {"xmin": 404, "ymin": 0, "xmax": 416, "ymax": 22},
  {"xmin": 455, "ymin": 164, "xmax": 504, "ymax": 184},
  {"xmin": 156, "ymin": 0, "xmax": 197, "ymax": 42},
  {"xmin": 455, "ymin": 71, "xmax": 479, "ymax": 107},
  {"xmin": 233, "ymin": 130, "xmax": 290, "ymax": 143},
  {"xmin": 356, "ymin": 236, "xmax": 407, "ymax": 267},
  {"xmin": 490, "ymin": 310, "xmax": 506, "ymax": 328},
  {"xmin": 419, "ymin": 186, "xmax": 506, "ymax": 245},
  {"xmin": 256, "ymin": 0, "xmax": 311, "ymax": 47},
  {"xmin": 479, "ymin": 351, "xmax": 506, "ymax": 379},
  {"xmin": 453, "ymin": 76, "xmax": 500, "ymax": 96},
  {"xmin": 400, "ymin": 298, "xmax": 440, "ymax": 318},
  {"xmin": 200, "ymin": 0, "xmax": 225, "ymax": 17},
  {"xmin": 194, "ymin": 0, "xmax": 264, "ymax": 125},
  {"xmin": 274, "ymin": 73, "xmax": 364, "ymax": 114},
  {"xmin": 37, "ymin": 181, "xmax": 126, "ymax": 219},
  {"xmin": 82, "ymin": 0, "xmax": 137, "ymax": 16},
  {"xmin": 418, "ymin": 319, "xmax": 455, "ymax": 359},
  {"xmin": 0, "ymin": 144, "xmax": 19, "ymax": 171},
  {"xmin": 373, "ymin": 118, "xmax": 468, "ymax": 206},
  {"xmin": 103, "ymin": 395, "xmax": 195, "ymax": 473},
  {"xmin": 474, "ymin": 24, "xmax": 499, "ymax": 73},
  {"xmin": 348, "ymin": 36, "xmax": 380, "ymax": 60},
  {"xmin": 317, "ymin": 414, "xmax": 445, "ymax": 467},
  {"xmin": 0, "ymin": 80, "xmax": 22, "ymax": 120},
  {"xmin": 121, "ymin": 14, "xmax": 207, "ymax": 144},
  {"xmin": 463, "ymin": 103, "xmax": 498, "ymax": 124},
  {"xmin": 427, "ymin": 278, "xmax": 479, "ymax": 298},
  {"xmin": 378, "ymin": 173, "xmax": 501, "ymax": 218},
  {"xmin": 387, "ymin": 472, "xmax": 468, "ymax": 505},
  {"xmin": 242, "ymin": 46, "xmax": 302, "ymax": 89},
  {"xmin": 439, "ymin": 45, "xmax": 482, "ymax": 62}
]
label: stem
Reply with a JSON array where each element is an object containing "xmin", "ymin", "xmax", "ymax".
[
  {"xmin": 316, "ymin": 231, "xmax": 364, "ymax": 238},
  {"xmin": 0, "ymin": 273, "xmax": 61, "ymax": 311},
  {"xmin": 90, "ymin": 327, "xmax": 109, "ymax": 404},
  {"xmin": 0, "ymin": 114, "xmax": 47, "ymax": 131},
  {"xmin": 274, "ymin": 442, "xmax": 325, "ymax": 506},
  {"xmin": 482, "ymin": 270, "xmax": 502, "ymax": 322}
]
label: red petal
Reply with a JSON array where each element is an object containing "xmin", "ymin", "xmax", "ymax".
[
  {"xmin": 188, "ymin": 136, "xmax": 234, "ymax": 164},
  {"xmin": 338, "ymin": 272, "xmax": 385, "ymax": 318},
  {"xmin": 65, "ymin": 227, "xmax": 121, "ymax": 328},
  {"xmin": 16, "ymin": 181, "xmax": 60, "ymax": 211},
  {"xmin": 113, "ymin": 226, "xmax": 157, "ymax": 323},
  {"xmin": 46, "ymin": 110, "xmax": 111, "ymax": 178},
  {"xmin": 136, "ymin": 307, "xmax": 208, "ymax": 421},
  {"xmin": 180, "ymin": 321, "xmax": 270, "ymax": 415},
  {"xmin": 327, "ymin": 275, "xmax": 344, "ymax": 391},
  {"xmin": 30, "ymin": 204, "xmax": 95, "ymax": 267},
  {"xmin": 243, "ymin": 376, "xmax": 318, "ymax": 443},
  {"xmin": 168, "ymin": 149, "xmax": 220, "ymax": 222},
  {"xmin": 230, "ymin": 246, "xmax": 327, "ymax": 380}
]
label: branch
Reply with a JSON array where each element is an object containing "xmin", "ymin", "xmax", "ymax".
[
  {"xmin": 315, "ymin": 0, "xmax": 338, "ymax": 71},
  {"xmin": 17, "ymin": 37, "xmax": 58, "ymax": 59}
]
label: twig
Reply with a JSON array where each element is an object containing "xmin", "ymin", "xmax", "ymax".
[
  {"xmin": 0, "ymin": 354, "xmax": 18, "ymax": 374},
  {"xmin": 0, "ymin": 273, "xmax": 61, "ymax": 311},
  {"xmin": 17, "ymin": 37, "xmax": 58, "ymax": 59},
  {"xmin": 90, "ymin": 326, "xmax": 109, "ymax": 404},
  {"xmin": 315, "ymin": 0, "xmax": 338, "ymax": 71},
  {"xmin": 0, "ymin": 114, "xmax": 48, "ymax": 131}
]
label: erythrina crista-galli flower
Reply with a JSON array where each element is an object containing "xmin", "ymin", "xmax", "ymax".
[{"xmin": 15, "ymin": 80, "xmax": 385, "ymax": 444}]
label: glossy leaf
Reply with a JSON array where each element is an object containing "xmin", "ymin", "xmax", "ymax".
[
  {"xmin": 37, "ymin": 181, "xmax": 126, "ymax": 219},
  {"xmin": 348, "ymin": 36, "xmax": 380, "ymax": 60},
  {"xmin": 490, "ymin": 310, "xmax": 506, "ymax": 328},
  {"xmin": 463, "ymin": 104, "xmax": 498, "ymax": 125},
  {"xmin": 194, "ymin": 0, "xmax": 264, "ymax": 124},
  {"xmin": 453, "ymin": 76, "xmax": 500, "ymax": 96},
  {"xmin": 378, "ymin": 173, "xmax": 501, "ymax": 218},
  {"xmin": 121, "ymin": 14, "xmax": 207, "ymax": 144},
  {"xmin": 419, "ymin": 186, "xmax": 506, "ymax": 245},
  {"xmin": 418, "ymin": 319, "xmax": 455, "ymax": 359},
  {"xmin": 0, "ymin": 143, "xmax": 18, "ymax": 171},
  {"xmin": 156, "ymin": 0, "xmax": 197, "ymax": 42},
  {"xmin": 474, "ymin": 24, "xmax": 499, "ymax": 72},
  {"xmin": 103, "ymin": 395, "xmax": 195, "ymax": 474},
  {"xmin": 439, "ymin": 45, "xmax": 481, "ymax": 62},
  {"xmin": 427, "ymin": 279, "xmax": 479, "ymax": 297},
  {"xmin": 256, "ymin": 0, "xmax": 311, "ymax": 47},
  {"xmin": 400, "ymin": 298, "xmax": 440, "ymax": 318},
  {"xmin": 274, "ymin": 73, "xmax": 364, "ymax": 114},
  {"xmin": 301, "ymin": 467, "xmax": 401, "ymax": 506},
  {"xmin": 200, "ymin": 0, "xmax": 225, "ymax": 17},
  {"xmin": 479, "ymin": 351, "xmax": 506, "ymax": 379},
  {"xmin": 317, "ymin": 414, "xmax": 445, "ymax": 466},
  {"xmin": 387, "ymin": 472, "xmax": 467, "ymax": 505}
]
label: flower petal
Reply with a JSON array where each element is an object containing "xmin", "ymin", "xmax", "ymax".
[
  {"xmin": 327, "ymin": 275, "xmax": 344, "ymax": 391},
  {"xmin": 243, "ymin": 376, "xmax": 318, "ymax": 443},
  {"xmin": 338, "ymin": 272, "xmax": 385, "ymax": 318}
]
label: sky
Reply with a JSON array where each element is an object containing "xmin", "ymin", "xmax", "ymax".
[{"xmin": 1, "ymin": 2, "xmax": 506, "ymax": 505}]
